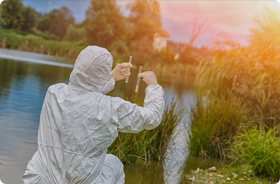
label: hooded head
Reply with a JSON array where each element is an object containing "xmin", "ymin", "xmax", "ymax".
[{"xmin": 69, "ymin": 46, "xmax": 115, "ymax": 94}]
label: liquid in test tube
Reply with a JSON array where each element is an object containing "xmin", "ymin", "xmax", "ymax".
[
  {"xmin": 135, "ymin": 66, "xmax": 142, "ymax": 93},
  {"xmin": 125, "ymin": 56, "xmax": 133, "ymax": 83}
]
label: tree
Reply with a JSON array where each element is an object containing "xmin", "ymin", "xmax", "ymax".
[
  {"xmin": 1, "ymin": 0, "xmax": 25, "ymax": 29},
  {"xmin": 36, "ymin": 16, "xmax": 51, "ymax": 32},
  {"xmin": 83, "ymin": 0, "xmax": 127, "ymax": 48},
  {"xmin": 47, "ymin": 6, "xmax": 75, "ymax": 38},
  {"xmin": 179, "ymin": 10, "xmax": 207, "ymax": 64},
  {"xmin": 36, "ymin": 6, "xmax": 74, "ymax": 38},
  {"xmin": 34, "ymin": 11, "xmax": 43, "ymax": 24},
  {"xmin": 1, "ymin": 0, "xmax": 35, "ymax": 31},
  {"xmin": 0, "ymin": 7, "xmax": 6, "ymax": 28},
  {"xmin": 188, "ymin": 11, "xmax": 207, "ymax": 46},
  {"xmin": 21, "ymin": 7, "xmax": 35, "ymax": 31},
  {"xmin": 127, "ymin": 0, "xmax": 161, "ymax": 42}
]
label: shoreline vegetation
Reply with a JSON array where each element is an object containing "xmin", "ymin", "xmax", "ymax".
[
  {"xmin": 0, "ymin": 28, "xmax": 198, "ymax": 84},
  {"xmin": 187, "ymin": 6, "xmax": 280, "ymax": 183},
  {"xmin": 109, "ymin": 99, "xmax": 186, "ymax": 166}
]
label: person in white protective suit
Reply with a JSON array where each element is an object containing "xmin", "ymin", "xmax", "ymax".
[{"xmin": 22, "ymin": 46, "xmax": 165, "ymax": 184}]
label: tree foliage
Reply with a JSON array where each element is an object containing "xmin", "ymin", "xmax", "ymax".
[
  {"xmin": 1, "ymin": 0, "xmax": 25, "ymax": 29},
  {"xmin": 21, "ymin": 7, "xmax": 35, "ymax": 31},
  {"xmin": 127, "ymin": 0, "xmax": 161, "ymax": 42},
  {"xmin": 36, "ymin": 16, "xmax": 51, "ymax": 32},
  {"xmin": 83, "ymin": 0, "xmax": 127, "ymax": 48},
  {"xmin": 36, "ymin": 6, "xmax": 74, "ymax": 38},
  {"xmin": 0, "ymin": 7, "xmax": 6, "ymax": 28},
  {"xmin": 0, "ymin": 0, "xmax": 35, "ymax": 31},
  {"xmin": 48, "ymin": 7, "xmax": 75, "ymax": 38}
]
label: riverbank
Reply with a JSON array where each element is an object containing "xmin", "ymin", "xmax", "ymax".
[{"xmin": 184, "ymin": 164, "xmax": 275, "ymax": 184}]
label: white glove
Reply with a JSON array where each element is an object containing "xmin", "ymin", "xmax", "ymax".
[
  {"xmin": 111, "ymin": 63, "xmax": 132, "ymax": 81},
  {"xmin": 138, "ymin": 71, "xmax": 158, "ymax": 86}
]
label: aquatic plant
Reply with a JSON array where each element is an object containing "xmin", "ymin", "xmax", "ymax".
[
  {"xmin": 229, "ymin": 123, "xmax": 280, "ymax": 181},
  {"xmin": 196, "ymin": 54, "xmax": 280, "ymax": 127},
  {"xmin": 188, "ymin": 92, "xmax": 246, "ymax": 159},
  {"xmin": 108, "ymin": 99, "xmax": 186, "ymax": 166}
]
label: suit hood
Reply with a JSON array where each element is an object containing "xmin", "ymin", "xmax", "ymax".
[{"xmin": 69, "ymin": 46, "xmax": 115, "ymax": 94}]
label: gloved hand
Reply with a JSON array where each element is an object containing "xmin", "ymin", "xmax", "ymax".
[
  {"xmin": 138, "ymin": 71, "xmax": 158, "ymax": 86},
  {"xmin": 111, "ymin": 63, "xmax": 132, "ymax": 81}
]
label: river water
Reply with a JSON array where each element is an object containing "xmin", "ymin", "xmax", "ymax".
[{"xmin": 0, "ymin": 49, "xmax": 197, "ymax": 184}]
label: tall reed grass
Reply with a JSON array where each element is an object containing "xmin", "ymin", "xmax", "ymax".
[
  {"xmin": 188, "ymin": 92, "xmax": 246, "ymax": 159},
  {"xmin": 229, "ymin": 123, "xmax": 280, "ymax": 181},
  {"xmin": 196, "ymin": 53, "xmax": 280, "ymax": 126},
  {"xmin": 108, "ymin": 99, "xmax": 186, "ymax": 166}
]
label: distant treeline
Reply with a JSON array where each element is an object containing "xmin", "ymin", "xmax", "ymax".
[{"xmin": 0, "ymin": 0, "xmax": 209, "ymax": 67}]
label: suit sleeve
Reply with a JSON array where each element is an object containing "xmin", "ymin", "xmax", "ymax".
[{"xmin": 110, "ymin": 85, "xmax": 165, "ymax": 133}]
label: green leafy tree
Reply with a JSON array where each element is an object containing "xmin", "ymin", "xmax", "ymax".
[
  {"xmin": 83, "ymin": 0, "xmax": 127, "ymax": 48},
  {"xmin": 37, "ymin": 6, "xmax": 74, "ymax": 38},
  {"xmin": 127, "ymin": 0, "xmax": 161, "ymax": 42},
  {"xmin": 1, "ymin": 0, "xmax": 25, "ymax": 29},
  {"xmin": 0, "ymin": 7, "xmax": 6, "ymax": 28},
  {"xmin": 21, "ymin": 6, "xmax": 35, "ymax": 31},
  {"xmin": 34, "ymin": 10, "xmax": 43, "ymax": 24},
  {"xmin": 36, "ymin": 16, "xmax": 51, "ymax": 32},
  {"xmin": 48, "ymin": 6, "xmax": 75, "ymax": 38}
]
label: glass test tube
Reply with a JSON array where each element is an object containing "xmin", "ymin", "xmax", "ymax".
[
  {"xmin": 125, "ymin": 56, "xmax": 133, "ymax": 83},
  {"xmin": 135, "ymin": 66, "xmax": 142, "ymax": 93}
]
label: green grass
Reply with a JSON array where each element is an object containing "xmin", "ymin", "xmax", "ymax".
[
  {"xmin": 229, "ymin": 123, "xmax": 280, "ymax": 181},
  {"xmin": 108, "ymin": 99, "xmax": 186, "ymax": 166}
]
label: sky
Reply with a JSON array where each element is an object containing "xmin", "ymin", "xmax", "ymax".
[{"xmin": 19, "ymin": 0, "xmax": 280, "ymax": 48}]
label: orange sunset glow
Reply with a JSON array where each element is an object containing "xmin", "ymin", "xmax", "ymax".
[{"xmin": 157, "ymin": 0, "xmax": 280, "ymax": 47}]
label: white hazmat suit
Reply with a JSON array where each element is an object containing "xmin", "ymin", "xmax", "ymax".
[{"xmin": 23, "ymin": 46, "xmax": 165, "ymax": 184}]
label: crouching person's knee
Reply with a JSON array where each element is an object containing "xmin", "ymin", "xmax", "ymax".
[{"xmin": 102, "ymin": 154, "xmax": 125, "ymax": 184}]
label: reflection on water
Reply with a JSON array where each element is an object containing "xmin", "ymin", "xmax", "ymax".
[
  {"xmin": 125, "ymin": 162, "xmax": 164, "ymax": 184},
  {"xmin": 164, "ymin": 115, "xmax": 189, "ymax": 184},
  {"xmin": 0, "ymin": 48, "xmax": 74, "ymax": 68},
  {"xmin": 0, "ymin": 50, "xmax": 196, "ymax": 184},
  {"xmin": 183, "ymin": 156, "xmax": 233, "ymax": 174}
]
